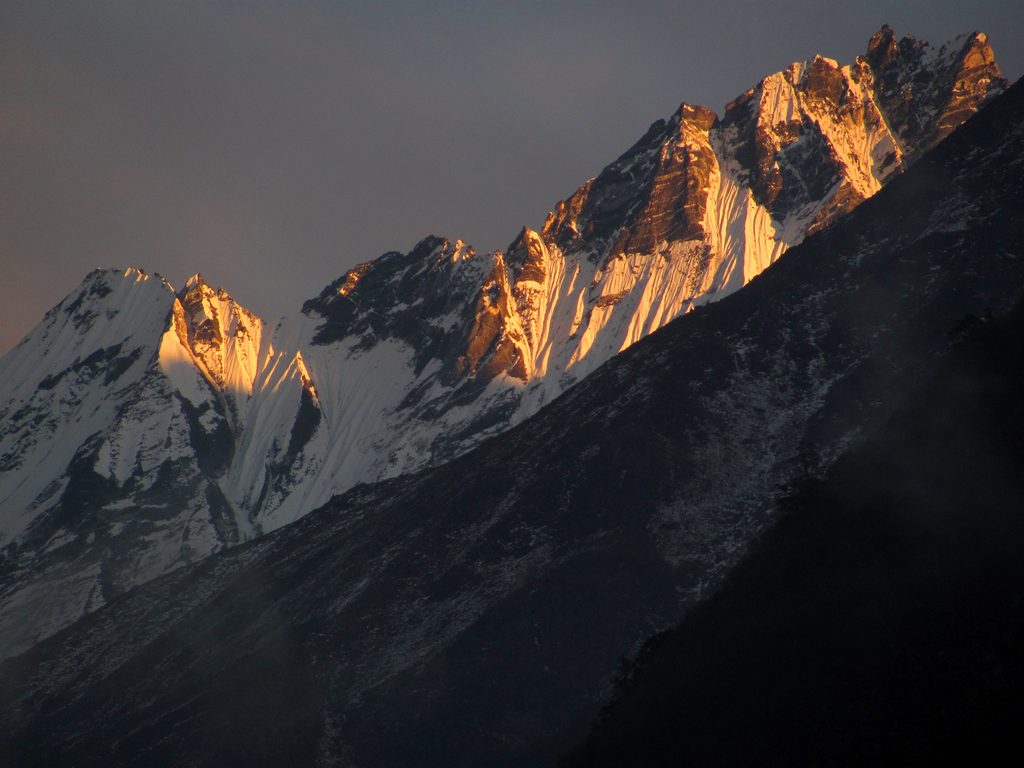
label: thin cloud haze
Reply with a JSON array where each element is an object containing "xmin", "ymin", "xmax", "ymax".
[{"xmin": 2, "ymin": 0, "xmax": 1021, "ymax": 354}]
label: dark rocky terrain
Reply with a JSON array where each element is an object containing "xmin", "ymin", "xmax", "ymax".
[{"xmin": 565, "ymin": 247, "xmax": 1024, "ymax": 768}]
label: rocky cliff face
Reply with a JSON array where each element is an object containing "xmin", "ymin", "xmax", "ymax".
[
  {"xmin": 866, "ymin": 26, "xmax": 1004, "ymax": 156},
  {"xmin": 0, "ymin": 27, "xmax": 1008, "ymax": 657}
]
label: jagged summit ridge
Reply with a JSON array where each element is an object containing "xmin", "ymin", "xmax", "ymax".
[
  {"xmin": 315, "ymin": 24, "xmax": 1005, "ymax": 405},
  {"xmin": 0, "ymin": 27, "xmax": 1008, "ymax": 659},
  {"xmin": 866, "ymin": 26, "xmax": 1005, "ymax": 155}
]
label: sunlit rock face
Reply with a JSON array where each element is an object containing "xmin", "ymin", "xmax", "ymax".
[
  {"xmin": 174, "ymin": 274, "xmax": 268, "ymax": 428},
  {"xmin": 0, "ymin": 26, "xmax": 1007, "ymax": 658}
]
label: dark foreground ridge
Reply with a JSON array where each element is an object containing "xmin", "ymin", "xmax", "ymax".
[
  {"xmin": 565, "ymin": 272, "xmax": 1024, "ymax": 768},
  {"xmin": 1, "ymin": 79, "xmax": 1023, "ymax": 768}
]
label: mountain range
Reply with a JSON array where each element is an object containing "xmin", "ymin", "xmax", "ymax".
[
  {"xmin": 0, "ymin": 26, "xmax": 1007, "ymax": 660},
  {"xmin": 1, "ymin": 25, "xmax": 1022, "ymax": 766}
]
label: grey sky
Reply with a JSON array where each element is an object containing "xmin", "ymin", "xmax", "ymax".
[{"xmin": 2, "ymin": 0, "xmax": 1021, "ymax": 355}]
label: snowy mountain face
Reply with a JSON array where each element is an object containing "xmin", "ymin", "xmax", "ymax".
[
  {"xmin": 0, "ymin": 270, "xmax": 312, "ymax": 656},
  {"xmin": 0, "ymin": 27, "xmax": 1007, "ymax": 657},
  {"xmin": 0, "ymin": 270, "xmax": 228, "ymax": 651},
  {"xmin": 3, "ymin": 75, "xmax": 1023, "ymax": 767}
]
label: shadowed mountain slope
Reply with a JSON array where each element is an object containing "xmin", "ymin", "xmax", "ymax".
[{"xmin": 564, "ymin": 266, "xmax": 1024, "ymax": 768}]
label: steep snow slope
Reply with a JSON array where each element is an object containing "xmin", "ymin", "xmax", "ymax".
[
  {"xmin": 0, "ymin": 27, "xmax": 1008, "ymax": 657},
  {"xmin": 2, "ymin": 75, "xmax": 1022, "ymax": 767},
  {"xmin": 0, "ymin": 271, "xmax": 312, "ymax": 657},
  {"xmin": 0, "ymin": 268, "xmax": 169, "ymax": 543}
]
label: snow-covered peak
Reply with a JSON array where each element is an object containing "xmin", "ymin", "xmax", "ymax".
[
  {"xmin": 170, "ymin": 272, "xmax": 266, "ymax": 416},
  {"xmin": 0, "ymin": 267, "xmax": 172, "ymax": 406},
  {"xmin": 0, "ymin": 269, "xmax": 175, "ymax": 540}
]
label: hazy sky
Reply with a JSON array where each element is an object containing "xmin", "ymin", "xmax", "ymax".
[{"xmin": 2, "ymin": 1, "xmax": 1021, "ymax": 354}]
